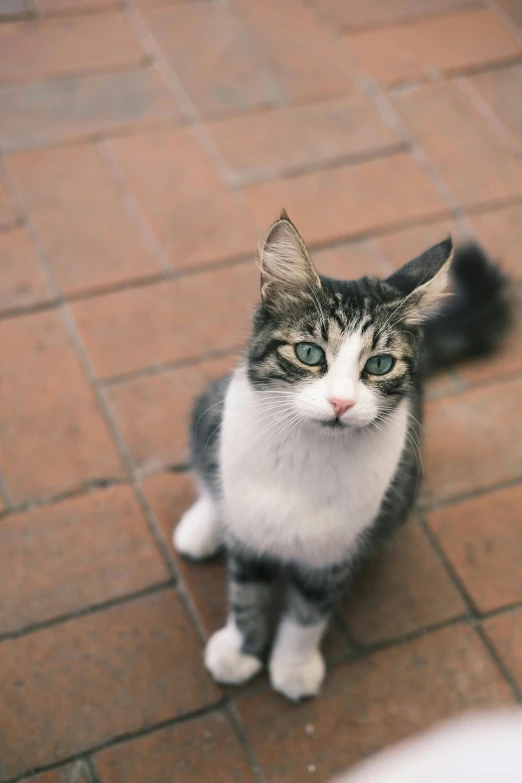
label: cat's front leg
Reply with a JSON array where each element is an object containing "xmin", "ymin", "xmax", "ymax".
[
  {"xmin": 269, "ymin": 561, "xmax": 349, "ymax": 702},
  {"xmin": 205, "ymin": 552, "xmax": 278, "ymax": 686}
]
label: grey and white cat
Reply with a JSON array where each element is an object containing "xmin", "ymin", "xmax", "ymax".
[{"xmin": 174, "ymin": 211, "xmax": 509, "ymax": 702}]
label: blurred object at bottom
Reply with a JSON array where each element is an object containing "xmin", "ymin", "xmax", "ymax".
[{"xmin": 336, "ymin": 709, "xmax": 522, "ymax": 783}]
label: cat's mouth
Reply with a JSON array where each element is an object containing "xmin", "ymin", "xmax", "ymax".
[{"xmin": 317, "ymin": 418, "xmax": 347, "ymax": 429}]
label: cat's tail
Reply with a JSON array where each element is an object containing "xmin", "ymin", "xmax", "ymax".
[{"xmin": 422, "ymin": 242, "xmax": 512, "ymax": 376}]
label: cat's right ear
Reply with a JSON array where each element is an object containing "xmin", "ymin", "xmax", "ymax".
[{"xmin": 260, "ymin": 210, "xmax": 321, "ymax": 308}]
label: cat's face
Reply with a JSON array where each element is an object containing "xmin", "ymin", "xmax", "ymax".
[{"xmin": 248, "ymin": 212, "xmax": 453, "ymax": 431}]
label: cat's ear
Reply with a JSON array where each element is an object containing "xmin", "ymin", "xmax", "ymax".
[
  {"xmin": 260, "ymin": 210, "xmax": 321, "ymax": 307},
  {"xmin": 386, "ymin": 237, "xmax": 454, "ymax": 324}
]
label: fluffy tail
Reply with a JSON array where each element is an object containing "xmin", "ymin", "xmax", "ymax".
[{"xmin": 422, "ymin": 242, "xmax": 512, "ymax": 376}]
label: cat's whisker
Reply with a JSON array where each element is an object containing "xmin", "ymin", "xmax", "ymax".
[{"xmin": 203, "ymin": 399, "xmax": 299, "ymax": 452}]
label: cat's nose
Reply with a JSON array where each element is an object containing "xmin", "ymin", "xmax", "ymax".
[{"xmin": 328, "ymin": 397, "xmax": 356, "ymax": 417}]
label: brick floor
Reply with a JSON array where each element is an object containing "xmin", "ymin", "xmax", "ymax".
[{"xmin": 2, "ymin": 2, "xmax": 522, "ymax": 781}]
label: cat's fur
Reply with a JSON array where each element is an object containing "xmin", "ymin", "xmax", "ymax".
[{"xmin": 174, "ymin": 211, "xmax": 510, "ymax": 701}]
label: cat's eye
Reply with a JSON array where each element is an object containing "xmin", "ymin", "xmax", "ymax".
[
  {"xmin": 295, "ymin": 342, "xmax": 325, "ymax": 366},
  {"xmin": 365, "ymin": 355, "xmax": 395, "ymax": 375}
]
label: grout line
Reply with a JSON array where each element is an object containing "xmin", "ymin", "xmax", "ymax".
[
  {"xmin": 123, "ymin": 3, "xmax": 199, "ymax": 122},
  {"xmin": 317, "ymin": 1, "xmax": 487, "ymax": 35},
  {"xmin": 419, "ymin": 474, "xmax": 522, "ymax": 514},
  {"xmin": 86, "ymin": 757, "xmax": 102, "ymax": 783},
  {"xmin": 96, "ymin": 139, "xmax": 172, "ymax": 273},
  {"xmin": 482, "ymin": 600, "xmax": 522, "ymax": 621},
  {"xmin": 333, "ymin": 612, "xmax": 366, "ymax": 656},
  {"xmin": 0, "ymin": 115, "xmax": 181, "ymax": 158},
  {"xmin": 458, "ymin": 76, "xmax": 522, "ymax": 157},
  {"xmin": 132, "ymin": 471, "xmax": 212, "ymax": 646},
  {"xmin": 373, "ymin": 54, "xmax": 522, "ymax": 92},
  {"xmin": 0, "ymin": 468, "xmax": 13, "ymax": 510},
  {"xmin": 227, "ymin": 703, "xmax": 268, "ymax": 783},
  {"xmin": 31, "ymin": 0, "xmax": 126, "ymax": 18},
  {"xmin": 228, "ymin": 142, "xmax": 410, "ymax": 188},
  {"xmin": 489, "ymin": 0, "xmax": 522, "ymax": 47},
  {"xmin": 0, "ymin": 477, "xmax": 129, "ymax": 522},
  {"xmin": 475, "ymin": 624, "xmax": 522, "ymax": 702},
  {"xmin": 100, "ymin": 345, "xmax": 243, "ymax": 388},
  {"xmin": 135, "ymin": 461, "xmax": 191, "ymax": 481},
  {"xmin": 222, "ymin": 0, "xmax": 287, "ymax": 110},
  {"xmin": 0, "ymin": 582, "xmax": 175, "ymax": 645},
  {"xmin": 353, "ymin": 613, "xmax": 473, "ymax": 655},
  {"xmin": 0, "ymin": 57, "xmax": 153, "ymax": 91}
]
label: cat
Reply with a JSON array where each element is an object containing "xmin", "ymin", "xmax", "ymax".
[{"xmin": 174, "ymin": 210, "xmax": 510, "ymax": 702}]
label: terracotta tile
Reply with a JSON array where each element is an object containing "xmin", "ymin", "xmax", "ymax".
[
  {"xmin": 374, "ymin": 218, "xmax": 468, "ymax": 269},
  {"xmin": 0, "ymin": 12, "xmax": 145, "ymax": 83},
  {"xmin": 0, "ymin": 227, "xmax": 51, "ymax": 312},
  {"xmin": 317, "ymin": 0, "xmax": 480, "ymax": 30},
  {"xmin": 96, "ymin": 712, "xmax": 256, "ymax": 783},
  {"xmin": 393, "ymin": 82, "xmax": 522, "ymax": 206},
  {"xmin": 340, "ymin": 520, "xmax": 466, "ymax": 645},
  {"xmin": 0, "ymin": 590, "xmax": 221, "ymax": 780},
  {"xmin": 0, "ymin": 310, "xmax": 123, "ymax": 503},
  {"xmin": 236, "ymin": 625, "xmax": 513, "ymax": 782},
  {"xmin": 234, "ymin": 0, "xmax": 358, "ymax": 102},
  {"xmin": 458, "ymin": 288, "xmax": 522, "ymax": 385},
  {"xmin": 143, "ymin": 2, "xmax": 280, "ymax": 116},
  {"xmin": 470, "ymin": 63, "xmax": 522, "ymax": 146},
  {"xmin": 109, "ymin": 127, "xmax": 257, "ymax": 270},
  {"xmin": 0, "ymin": 175, "xmax": 19, "ymax": 230},
  {"xmin": 484, "ymin": 609, "xmax": 522, "ymax": 690},
  {"xmin": 143, "ymin": 471, "xmax": 352, "ymax": 662},
  {"xmin": 8, "ymin": 144, "xmax": 159, "ymax": 295},
  {"xmin": 107, "ymin": 356, "xmax": 235, "ymax": 472},
  {"xmin": 314, "ymin": 241, "xmax": 392, "ymax": 280},
  {"xmin": 20, "ymin": 761, "xmax": 93, "ymax": 783},
  {"xmin": 71, "ymin": 263, "xmax": 258, "ymax": 377},
  {"xmin": 205, "ymin": 95, "xmax": 401, "ymax": 181},
  {"xmin": 422, "ymin": 378, "xmax": 522, "ymax": 504},
  {"xmin": 242, "ymin": 153, "xmax": 448, "ymax": 247},
  {"xmin": 470, "ymin": 203, "xmax": 522, "ymax": 281},
  {"xmin": 428, "ymin": 484, "xmax": 522, "ymax": 612},
  {"xmin": 0, "ymin": 68, "xmax": 179, "ymax": 153},
  {"xmin": 0, "ymin": 485, "xmax": 169, "ymax": 634},
  {"xmin": 348, "ymin": 9, "xmax": 520, "ymax": 85}
]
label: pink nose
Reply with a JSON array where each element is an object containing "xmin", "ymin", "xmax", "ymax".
[{"xmin": 328, "ymin": 397, "xmax": 355, "ymax": 417}]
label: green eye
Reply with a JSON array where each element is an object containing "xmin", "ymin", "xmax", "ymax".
[
  {"xmin": 295, "ymin": 342, "xmax": 325, "ymax": 366},
  {"xmin": 365, "ymin": 355, "xmax": 395, "ymax": 375}
]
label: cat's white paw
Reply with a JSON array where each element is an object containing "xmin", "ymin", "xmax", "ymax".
[
  {"xmin": 173, "ymin": 495, "xmax": 222, "ymax": 561},
  {"xmin": 205, "ymin": 623, "xmax": 262, "ymax": 685},
  {"xmin": 269, "ymin": 650, "xmax": 326, "ymax": 702}
]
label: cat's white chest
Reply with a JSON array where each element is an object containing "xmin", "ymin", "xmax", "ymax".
[{"xmin": 219, "ymin": 370, "xmax": 409, "ymax": 567}]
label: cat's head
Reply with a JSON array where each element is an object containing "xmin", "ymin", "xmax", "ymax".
[{"xmin": 247, "ymin": 210, "xmax": 453, "ymax": 431}]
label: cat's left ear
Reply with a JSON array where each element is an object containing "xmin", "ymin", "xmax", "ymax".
[{"xmin": 386, "ymin": 237, "xmax": 454, "ymax": 324}]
